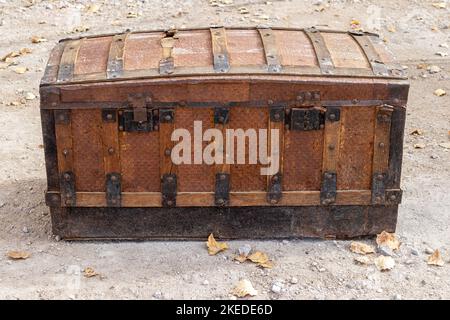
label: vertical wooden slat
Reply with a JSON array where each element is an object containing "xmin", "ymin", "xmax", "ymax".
[
  {"xmin": 210, "ymin": 27, "xmax": 230, "ymax": 73},
  {"xmin": 107, "ymin": 33, "xmax": 128, "ymax": 79},
  {"xmin": 321, "ymin": 107, "xmax": 341, "ymax": 204},
  {"xmin": 267, "ymin": 106, "xmax": 285, "ymax": 204},
  {"xmin": 372, "ymin": 105, "xmax": 393, "ymax": 204},
  {"xmin": 304, "ymin": 29, "xmax": 334, "ymax": 74},
  {"xmin": 159, "ymin": 108, "xmax": 177, "ymax": 206},
  {"xmin": 57, "ymin": 39, "xmax": 82, "ymax": 83},
  {"xmin": 54, "ymin": 110, "xmax": 75, "ymax": 206},
  {"xmin": 214, "ymin": 107, "xmax": 230, "ymax": 206},
  {"xmin": 102, "ymin": 109, "xmax": 121, "ymax": 207},
  {"xmin": 257, "ymin": 28, "xmax": 282, "ymax": 73}
]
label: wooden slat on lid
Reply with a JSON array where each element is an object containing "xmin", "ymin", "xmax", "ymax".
[
  {"xmin": 322, "ymin": 33, "xmax": 370, "ymax": 69},
  {"xmin": 57, "ymin": 39, "xmax": 82, "ymax": 82},
  {"xmin": 107, "ymin": 34, "xmax": 128, "ymax": 79},
  {"xmin": 350, "ymin": 33, "xmax": 390, "ymax": 76},
  {"xmin": 227, "ymin": 29, "xmax": 265, "ymax": 66},
  {"xmin": 75, "ymin": 37, "xmax": 110, "ymax": 75},
  {"xmin": 258, "ymin": 28, "xmax": 282, "ymax": 72},
  {"xmin": 210, "ymin": 27, "xmax": 230, "ymax": 73},
  {"xmin": 304, "ymin": 29, "xmax": 334, "ymax": 74}
]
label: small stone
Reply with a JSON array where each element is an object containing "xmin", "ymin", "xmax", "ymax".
[
  {"xmin": 282, "ymin": 240, "xmax": 289, "ymax": 245},
  {"xmin": 153, "ymin": 291, "xmax": 163, "ymax": 299},
  {"xmin": 290, "ymin": 277, "xmax": 298, "ymax": 284},
  {"xmin": 238, "ymin": 244, "xmax": 252, "ymax": 257},
  {"xmin": 54, "ymin": 235, "xmax": 61, "ymax": 242},
  {"xmin": 25, "ymin": 92, "xmax": 36, "ymax": 100},
  {"xmin": 405, "ymin": 259, "xmax": 414, "ymax": 265},
  {"xmin": 430, "ymin": 155, "xmax": 439, "ymax": 159},
  {"xmin": 425, "ymin": 247, "xmax": 434, "ymax": 254},
  {"xmin": 435, "ymin": 51, "xmax": 448, "ymax": 57},
  {"xmin": 428, "ymin": 65, "xmax": 441, "ymax": 73},
  {"xmin": 318, "ymin": 267, "xmax": 326, "ymax": 272},
  {"xmin": 202, "ymin": 280, "xmax": 209, "ymax": 286},
  {"xmin": 394, "ymin": 294, "xmax": 402, "ymax": 300},
  {"xmin": 271, "ymin": 283, "xmax": 282, "ymax": 294},
  {"xmin": 410, "ymin": 247, "xmax": 419, "ymax": 256},
  {"xmin": 439, "ymin": 43, "xmax": 449, "ymax": 48},
  {"xmin": 0, "ymin": 202, "xmax": 5, "ymax": 208},
  {"xmin": 378, "ymin": 245, "xmax": 394, "ymax": 257},
  {"xmin": 22, "ymin": 226, "xmax": 29, "ymax": 233},
  {"xmin": 376, "ymin": 288, "xmax": 383, "ymax": 293}
]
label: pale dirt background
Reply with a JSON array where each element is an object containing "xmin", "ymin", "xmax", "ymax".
[{"xmin": 0, "ymin": 0, "xmax": 449, "ymax": 300}]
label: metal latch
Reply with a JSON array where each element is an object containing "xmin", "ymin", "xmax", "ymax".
[
  {"xmin": 119, "ymin": 93, "xmax": 158, "ymax": 132},
  {"xmin": 288, "ymin": 107, "xmax": 325, "ymax": 131}
]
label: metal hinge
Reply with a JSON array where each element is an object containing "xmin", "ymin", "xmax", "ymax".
[
  {"xmin": 162, "ymin": 174, "xmax": 177, "ymax": 207},
  {"xmin": 60, "ymin": 171, "xmax": 76, "ymax": 206},
  {"xmin": 106, "ymin": 173, "xmax": 121, "ymax": 207},
  {"xmin": 267, "ymin": 173, "xmax": 282, "ymax": 204},
  {"xmin": 215, "ymin": 173, "xmax": 230, "ymax": 206},
  {"xmin": 321, "ymin": 171, "xmax": 337, "ymax": 205}
]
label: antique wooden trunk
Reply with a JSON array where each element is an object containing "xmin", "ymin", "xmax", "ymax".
[{"xmin": 40, "ymin": 27, "xmax": 409, "ymax": 240}]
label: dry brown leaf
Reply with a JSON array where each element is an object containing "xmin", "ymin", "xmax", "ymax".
[
  {"xmin": 410, "ymin": 129, "xmax": 424, "ymax": 136},
  {"xmin": 14, "ymin": 67, "xmax": 28, "ymax": 74},
  {"xmin": 31, "ymin": 36, "xmax": 47, "ymax": 44},
  {"xmin": 354, "ymin": 256, "xmax": 371, "ymax": 265},
  {"xmin": 414, "ymin": 143, "xmax": 425, "ymax": 149},
  {"xmin": 234, "ymin": 254, "xmax": 248, "ymax": 263},
  {"xmin": 206, "ymin": 233, "xmax": 228, "ymax": 255},
  {"xmin": 427, "ymin": 249, "xmax": 445, "ymax": 267},
  {"xmin": 19, "ymin": 48, "xmax": 32, "ymax": 55},
  {"xmin": 231, "ymin": 279, "xmax": 258, "ymax": 297},
  {"xmin": 7, "ymin": 250, "xmax": 30, "ymax": 260},
  {"xmin": 83, "ymin": 267, "xmax": 98, "ymax": 277},
  {"xmin": 434, "ymin": 89, "xmax": 446, "ymax": 96},
  {"xmin": 86, "ymin": 4, "xmax": 101, "ymax": 13},
  {"xmin": 350, "ymin": 242, "xmax": 375, "ymax": 255},
  {"xmin": 376, "ymin": 231, "xmax": 401, "ymax": 251},
  {"xmin": 432, "ymin": 2, "xmax": 447, "ymax": 9},
  {"xmin": 247, "ymin": 251, "xmax": 274, "ymax": 269},
  {"xmin": 387, "ymin": 25, "xmax": 396, "ymax": 33},
  {"xmin": 374, "ymin": 255, "xmax": 395, "ymax": 271}
]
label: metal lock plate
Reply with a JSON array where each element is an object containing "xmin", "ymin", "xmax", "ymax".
[{"xmin": 290, "ymin": 108, "xmax": 324, "ymax": 131}]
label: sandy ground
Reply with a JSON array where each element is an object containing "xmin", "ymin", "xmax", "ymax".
[{"xmin": 0, "ymin": 0, "xmax": 449, "ymax": 300}]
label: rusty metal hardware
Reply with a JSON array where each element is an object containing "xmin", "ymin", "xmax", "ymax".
[
  {"xmin": 304, "ymin": 28, "xmax": 334, "ymax": 74},
  {"xmin": 258, "ymin": 28, "xmax": 282, "ymax": 73},
  {"xmin": 119, "ymin": 109, "xmax": 157, "ymax": 132},
  {"xmin": 321, "ymin": 171, "xmax": 337, "ymax": 205},
  {"xmin": 102, "ymin": 109, "xmax": 117, "ymax": 122},
  {"xmin": 60, "ymin": 171, "xmax": 76, "ymax": 206},
  {"xmin": 296, "ymin": 91, "xmax": 321, "ymax": 106},
  {"xmin": 214, "ymin": 107, "xmax": 229, "ymax": 124},
  {"xmin": 372, "ymin": 172, "xmax": 386, "ymax": 205},
  {"xmin": 385, "ymin": 189, "xmax": 402, "ymax": 205},
  {"xmin": 162, "ymin": 174, "xmax": 177, "ymax": 207},
  {"xmin": 54, "ymin": 110, "xmax": 70, "ymax": 125},
  {"xmin": 267, "ymin": 173, "xmax": 282, "ymax": 204},
  {"xmin": 289, "ymin": 108, "xmax": 324, "ymax": 131},
  {"xmin": 325, "ymin": 106, "xmax": 340, "ymax": 122},
  {"xmin": 215, "ymin": 173, "xmax": 230, "ymax": 206},
  {"xmin": 106, "ymin": 173, "xmax": 121, "ymax": 207},
  {"xmin": 160, "ymin": 109, "xmax": 174, "ymax": 123},
  {"xmin": 45, "ymin": 191, "xmax": 61, "ymax": 207},
  {"xmin": 270, "ymin": 106, "xmax": 285, "ymax": 122}
]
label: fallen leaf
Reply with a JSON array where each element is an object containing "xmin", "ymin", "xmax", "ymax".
[
  {"xmin": 31, "ymin": 36, "xmax": 47, "ymax": 44},
  {"xmin": 414, "ymin": 143, "xmax": 425, "ymax": 149},
  {"xmin": 410, "ymin": 129, "xmax": 424, "ymax": 136},
  {"xmin": 234, "ymin": 254, "xmax": 248, "ymax": 263},
  {"xmin": 247, "ymin": 251, "xmax": 274, "ymax": 269},
  {"xmin": 206, "ymin": 233, "xmax": 228, "ymax": 255},
  {"xmin": 7, "ymin": 250, "xmax": 31, "ymax": 260},
  {"xmin": 387, "ymin": 25, "xmax": 396, "ymax": 33},
  {"xmin": 86, "ymin": 4, "xmax": 101, "ymax": 14},
  {"xmin": 434, "ymin": 89, "xmax": 446, "ymax": 96},
  {"xmin": 231, "ymin": 279, "xmax": 258, "ymax": 297},
  {"xmin": 83, "ymin": 267, "xmax": 98, "ymax": 277},
  {"xmin": 351, "ymin": 19, "xmax": 360, "ymax": 26},
  {"xmin": 439, "ymin": 142, "xmax": 450, "ymax": 149},
  {"xmin": 354, "ymin": 256, "xmax": 371, "ymax": 265},
  {"xmin": 350, "ymin": 242, "xmax": 375, "ymax": 255},
  {"xmin": 14, "ymin": 67, "xmax": 28, "ymax": 74},
  {"xmin": 376, "ymin": 231, "xmax": 401, "ymax": 251},
  {"xmin": 432, "ymin": 2, "xmax": 447, "ymax": 9},
  {"xmin": 427, "ymin": 249, "xmax": 445, "ymax": 266},
  {"xmin": 374, "ymin": 255, "xmax": 395, "ymax": 271},
  {"xmin": 127, "ymin": 12, "xmax": 138, "ymax": 18}
]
